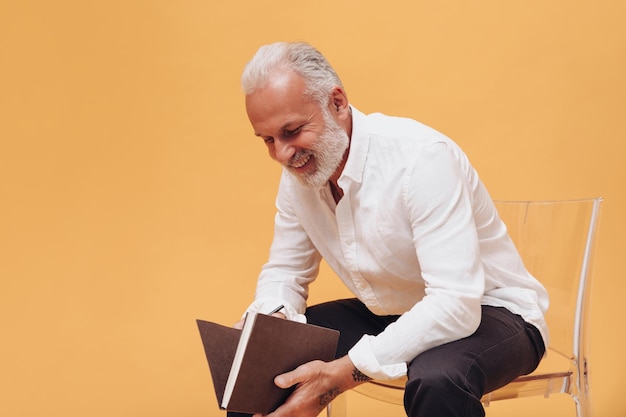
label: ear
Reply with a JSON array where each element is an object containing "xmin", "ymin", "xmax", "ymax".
[{"xmin": 329, "ymin": 86, "xmax": 350, "ymax": 119}]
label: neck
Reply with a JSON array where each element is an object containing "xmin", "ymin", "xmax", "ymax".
[{"xmin": 329, "ymin": 179, "xmax": 343, "ymax": 203}]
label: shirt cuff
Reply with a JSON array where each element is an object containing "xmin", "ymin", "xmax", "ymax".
[
  {"xmin": 348, "ymin": 334, "xmax": 408, "ymax": 380},
  {"xmin": 244, "ymin": 298, "xmax": 307, "ymax": 323}
]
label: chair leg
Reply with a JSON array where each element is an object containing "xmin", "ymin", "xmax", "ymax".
[
  {"xmin": 326, "ymin": 392, "xmax": 347, "ymax": 417},
  {"xmin": 573, "ymin": 393, "xmax": 592, "ymax": 417},
  {"xmin": 574, "ymin": 358, "xmax": 592, "ymax": 417}
]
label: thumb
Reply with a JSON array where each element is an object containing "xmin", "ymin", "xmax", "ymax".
[
  {"xmin": 274, "ymin": 369, "xmax": 297, "ymax": 389},
  {"xmin": 275, "ymin": 360, "xmax": 320, "ymax": 388}
]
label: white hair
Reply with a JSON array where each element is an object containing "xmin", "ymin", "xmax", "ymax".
[{"xmin": 241, "ymin": 41, "xmax": 343, "ymax": 108}]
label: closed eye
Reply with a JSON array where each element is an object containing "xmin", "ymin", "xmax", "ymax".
[{"xmin": 283, "ymin": 124, "xmax": 304, "ymax": 137}]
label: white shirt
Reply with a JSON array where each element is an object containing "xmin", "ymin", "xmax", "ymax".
[{"xmin": 245, "ymin": 107, "xmax": 549, "ymax": 380}]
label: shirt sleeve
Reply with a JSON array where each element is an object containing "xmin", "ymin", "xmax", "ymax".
[
  {"xmin": 349, "ymin": 142, "xmax": 485, "ymax": 380},
  {"xmin": 244, "ymin": 171, "xmax": 321, "ymax": 323}
]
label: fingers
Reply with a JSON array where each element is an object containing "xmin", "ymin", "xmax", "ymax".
[
  {"xmin": 274, "ymin": 360, "xmax": 323, "ymax": 389},
  {"xmin": 234, "ymin": 312, "xmax": 285, "ymax": 329}
]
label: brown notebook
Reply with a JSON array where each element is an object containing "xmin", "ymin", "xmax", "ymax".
[{"xmin": 196, "ymin": 312, "xmax": 340, "ymax": 414}]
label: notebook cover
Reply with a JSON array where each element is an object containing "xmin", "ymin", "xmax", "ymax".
[
  {"xmin": 196, "ymin": 319, "xmax": 241, "ymax": 407},
  {"xmin": 197, "ymin": 314, "xmax": 339, "ymax": 414},
  {"xmin": 225, "ymin": 314, "xmax": 339, "ymax": 414}
]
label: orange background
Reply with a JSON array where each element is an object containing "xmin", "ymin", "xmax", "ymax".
[{"xmin": 1, "ymin": 1, "xmax": 624, "ymax": 416}]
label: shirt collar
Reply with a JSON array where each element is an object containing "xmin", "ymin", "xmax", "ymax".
[{"xmin": 338, "ymin": 106, "xmax": 369, "ymax": 186}]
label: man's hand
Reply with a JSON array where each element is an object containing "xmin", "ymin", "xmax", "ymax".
[
  {"xmin": 233, "ymin": 312, "xmax": 286, "ymax": 329},
  {"xmin": 252, "ymin": 355, "xmax": 370, "ymax": 417}
]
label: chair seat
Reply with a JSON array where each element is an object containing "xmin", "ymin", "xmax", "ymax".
[
  {"xmin": 482, "ymin": 370, "xmax": 572, "ymax": 404},
  {"xmin": 353, "ymin": 349, "xmax": 574, "ymax": 406},
  {"xmin": 482, "ymin": 350, "xmax": 574, "ymax": 405}
]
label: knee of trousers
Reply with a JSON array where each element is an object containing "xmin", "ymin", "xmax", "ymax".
[
  {"xmin": 404, "ymin": 366, "xmax": 484, "ymax": 400},
  {"xmin": 403, "ymin": 356, "xmax": 486, "ymax": 415}
]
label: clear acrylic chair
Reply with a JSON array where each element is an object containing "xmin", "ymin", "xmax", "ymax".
[{"xmin": 326, "ymin": 198, "xmax": 603, "ymax": 417}]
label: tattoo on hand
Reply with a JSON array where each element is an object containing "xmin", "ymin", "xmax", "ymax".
[
  {"xmin": 352, "ymin": 367, "xmax": 371, "ymax": 383},
  {"xmin": 319, "ymin": 387, "xmax": 341, "ymax": 406}
]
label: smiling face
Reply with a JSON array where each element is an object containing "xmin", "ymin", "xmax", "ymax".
[{"xmin": 245, "ymin": 69, "xmax": 350, "ymax": 188}]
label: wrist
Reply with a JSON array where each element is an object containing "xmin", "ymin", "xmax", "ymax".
[{"xmin": 334, "ymin": 355, "xmax": 372, "ymax": 391}]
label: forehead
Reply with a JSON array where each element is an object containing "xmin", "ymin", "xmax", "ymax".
[{"xmin": 245, "ymin": 70, "xmax": 321, "ymax": 135}]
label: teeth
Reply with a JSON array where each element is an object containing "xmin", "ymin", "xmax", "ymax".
[{"xmin": 291, "ymin": 153, "xmax": 311, "ymax": 168}]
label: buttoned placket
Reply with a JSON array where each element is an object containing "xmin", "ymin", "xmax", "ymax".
[{"xmin": 332, "ymin": 182, "xmax": 378, "ymax": 308}]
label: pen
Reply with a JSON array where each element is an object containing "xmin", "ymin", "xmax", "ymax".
[{"xmin": 268, "ymin": 304, "xmax": 284, "ymax": 315}]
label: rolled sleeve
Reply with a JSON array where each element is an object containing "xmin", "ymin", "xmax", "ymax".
[{"xmin": 348, "ymin": 335, "xmax": 408, "ymax": 380}]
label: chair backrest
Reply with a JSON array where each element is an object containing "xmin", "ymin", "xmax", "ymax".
[{"xmin": 494, "ymin": 198, "xmax": 603, "ymax": 397}]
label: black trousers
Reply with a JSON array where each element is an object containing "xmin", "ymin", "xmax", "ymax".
[{"xmin": 227, "ymin": 298, "xmax": 545, "ymax": 417}]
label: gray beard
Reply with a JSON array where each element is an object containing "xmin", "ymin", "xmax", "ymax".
[{"xmin": 288, "ymin": 110, "xmax": 349, "ymax": 188}]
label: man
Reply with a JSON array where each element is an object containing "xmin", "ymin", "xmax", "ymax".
[{"xmin": 230, "ymin": 41, "xmax": 548, "ymax": 417}]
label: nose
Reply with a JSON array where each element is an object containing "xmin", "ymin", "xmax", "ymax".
[{"xmin": 273, "ymin": 138, "xmax": 295, "ymax": 165}]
